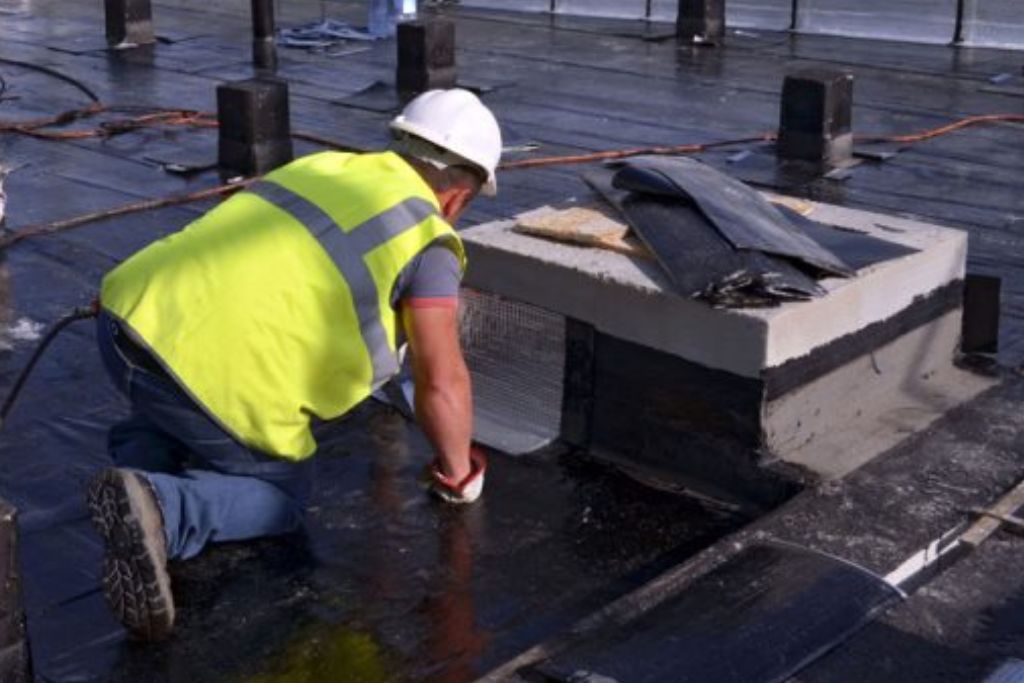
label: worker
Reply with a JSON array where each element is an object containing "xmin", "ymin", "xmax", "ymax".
[{"xmin": 85, "ymin": 88, "xmax": 501, "ymax": 641}]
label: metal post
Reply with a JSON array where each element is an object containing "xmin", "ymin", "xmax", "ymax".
[
  {"xmin": 104, "ymin": 0, "xmax": 155, "ymax": 48},
  {"xmin": 251, "ymin": 0, "xmax": 278, "ymax": 74},
  {"xmin": 677, "ymin": 0, "xmax": 726, "ymax": 44},
  {"xmin": 952, "ymin": 0, "xmax": 967, "ymax": 45},
  {"xmin": 0, "ymin": 499, "xmax": 28, "ymax": 683}
]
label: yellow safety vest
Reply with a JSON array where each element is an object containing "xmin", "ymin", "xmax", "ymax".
[{"xmin": 100, "ymin": 151, "xmax": 465, "ymax": 460}]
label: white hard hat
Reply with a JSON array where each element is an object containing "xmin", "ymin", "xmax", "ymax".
[{"xmin": 390, "ymin": 89, "xmax": 502, "ymax": 197}]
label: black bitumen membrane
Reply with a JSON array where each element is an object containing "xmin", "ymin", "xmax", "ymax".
[
  {"xmin": 1, "ymin": 1, "xmax": 1024, "ymax": 681},
  {"xmin": 533, "ymin": 542, "xmax": 901, "ymax": 683},
  {"xmin": 586, "ymin": 163, "xmax": 829, "ymax": 306},
  {"xmin": 481, "ymin": 375, "xmax": 1024, "ymax": 683},
  {"xmin": 795, "ymin": 526, "xmax": 1024, "ymax": 683}
]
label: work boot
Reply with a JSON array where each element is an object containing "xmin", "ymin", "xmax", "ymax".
[{"xmin": 87, "ymin": 468, "xmax": 175, "ymax": 641}]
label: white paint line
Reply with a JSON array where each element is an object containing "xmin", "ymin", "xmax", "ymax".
[{"xmin": 884, "ymin": 477, "xmax": 1024, "ymax": 590}]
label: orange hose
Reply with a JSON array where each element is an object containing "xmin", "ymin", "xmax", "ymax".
[
  {"xmin": 0, "ymin": 106, "xmax": 216, "ymax": 140},
  {"xmin": 291, "ymin": 129, "xmax": 366, "ymax": 153},
  {"xmin": 0, "ymin": 178, "xmax": 255, "ymax": 250},
  {"xmin": 857, "ymin": 113, "xmax": 1024, "ymax": 145},
  {"xmin": 2, "ymin": 107, "xmax": 1021, "ymax": 169},
  {"xmin": 0, "ymin": 110, "xmax": 1019, "ymax": 252},
  {"xmin": 0, "ymin": 104, "xmax": 365, "ymax": 152},
  {"xmin": 0, "ymin": 102, "xmax": 107, "ymax": 134},
  {"xmin": 498, "ymin": 113, "xmax": 1024, "ymax": 171},
  {"xmin": 498, "ymin": 135, "xmax": 775, "ymax": 170}
]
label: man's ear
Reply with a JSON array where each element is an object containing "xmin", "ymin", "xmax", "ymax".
[{"xmin": 438, "ymin": 184, "xmax": 477, "ymax": 223}]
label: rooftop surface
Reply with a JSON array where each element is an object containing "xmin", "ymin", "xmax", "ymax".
[{"xmin": 0, "ymin": 1, "xmax": 1023, "ymax": 681}]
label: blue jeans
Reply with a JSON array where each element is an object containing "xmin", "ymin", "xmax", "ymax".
[{"xmin": 96, "ymin": 312, "xmax": 312, "ymax": 561}]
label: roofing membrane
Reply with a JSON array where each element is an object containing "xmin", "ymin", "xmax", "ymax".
[{"xmin": 0, "ymin": 0, "xmax": 1022, "ymax": 680}]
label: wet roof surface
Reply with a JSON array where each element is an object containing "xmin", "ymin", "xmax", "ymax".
[
  {"xmin": 796, "ymin": 527, "xmax": 1024, "ymax": 683},
  {"xmin": 1, "ymin": 1, "xmax": 1023, "ymax": 681}
]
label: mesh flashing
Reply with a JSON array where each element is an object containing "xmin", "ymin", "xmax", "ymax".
[{"xmin": 459, "ymin": 288, "xmax": 566, "ymax": 455}]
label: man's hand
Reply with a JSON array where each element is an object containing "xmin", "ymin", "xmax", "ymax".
[
  {"xmin": 430, "ymin": 446, "xmax": 487, "ymax": 504},
  {"xmin": 402, "ymin": 303, "xmax": 478, "ymax": 496}
]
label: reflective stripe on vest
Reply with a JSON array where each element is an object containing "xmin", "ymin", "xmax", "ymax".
[
  {"xmin": 246, "ymin": 179, "xmax": 438, "ymax": 386},
  {"xmin": 100, "ymin": 151, "xmax": 464, "ymax": 459}
]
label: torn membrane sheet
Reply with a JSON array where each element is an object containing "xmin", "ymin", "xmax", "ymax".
[
  {"xmin": 531, "ymin": 542, "xmax": 902, "ymax": 683},
  {"xmin": 586, "ymin": 162, "xmax": 918, "ymax": 308},
  {"xmin": 610, "ymin": 156, "xmax": 854, "ymax": 278},
  {"xmin": 584, "ymin": 168, "xmax": 824, "ymax": 307},
  {"xmin": 774, "ymin": 204, "xmax": 918, "ymax": 272}
]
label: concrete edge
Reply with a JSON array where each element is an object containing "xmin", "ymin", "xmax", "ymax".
[
  {"xmin": 463, "ymin": 221, "xmax": 770, "ymax": 378},
  {"xmin": 463, "ymin": 206, "xmax": 967, "ymax": 378},
  {"xmin": 763, "ymin": 228, "xmax": 966, "ymax": 367}
]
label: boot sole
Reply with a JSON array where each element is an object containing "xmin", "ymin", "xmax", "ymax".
[{"xmin": 87, "ymin": 469, "xmax": 174, "ymax": 641}]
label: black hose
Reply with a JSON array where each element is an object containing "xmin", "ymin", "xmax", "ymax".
[
  {"xmin": 0, "ymin": 305, "xmax": 98, "ymax": 429},
  {"xmin": 0, "ymin": 57, "xmax": 101, "ymax": 104}
]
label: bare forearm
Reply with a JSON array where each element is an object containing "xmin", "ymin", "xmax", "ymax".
[{"xmin": 415, "ymin": 359, "xmax": 473, "ymax": 481}]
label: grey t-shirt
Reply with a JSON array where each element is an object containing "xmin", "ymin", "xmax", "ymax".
[{"xmin": 390, "ymin": 242, "xmax": 462, "ymax": 310}]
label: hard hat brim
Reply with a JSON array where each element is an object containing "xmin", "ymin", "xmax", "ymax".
[
  {"xmin": 390, "ymin": 117, "xmax": 498, "ymax": 197},
  {"xmin": 482, "ymin": 175, "xmax": 497, "ymax": 197}
]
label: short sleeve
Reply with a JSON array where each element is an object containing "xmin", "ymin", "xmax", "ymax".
[{"xmin": 392, "ymin": 243, "xmax": 462, "ymax": 309}]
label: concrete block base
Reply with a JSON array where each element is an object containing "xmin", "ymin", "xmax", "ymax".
[
  {"xmin": 778, "ymin": 70, "xmax": 855, "ymax": 165},
  {"xmin": 396, "ymin": 19, "xmax": 457, "ymax": 97},
  {"xmin": 962, "ymin": 273, "xmax": 1001, "ymax": 354},
  {"xmin": 577, "ymin": 327, "xmax": 805, "ymax": 510},
  {"xmin": 765, "ymin": 307, "xmax": 993, "ymax": 479},
  {"xmin": 217, "ymin": 78, "xmax": 293, "ymax": 177},
  {"xmin": 460, "ymin": 196, "xmax": 993, "ymax": 508}
]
